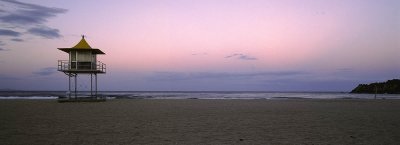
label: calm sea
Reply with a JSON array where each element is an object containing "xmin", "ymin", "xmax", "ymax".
[{"xmin": 0, "ymin": 91, "xmax": 399, "ymax": 100}]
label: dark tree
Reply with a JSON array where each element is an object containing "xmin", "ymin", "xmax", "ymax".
[{"xmin": 351, "ymin": 79, "xmax": 400, "ymax": 94}]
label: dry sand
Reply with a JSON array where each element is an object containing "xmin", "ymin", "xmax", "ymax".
[{"xmin": 1, "ymin": 99, "xmax": 399, "ymax": 145}]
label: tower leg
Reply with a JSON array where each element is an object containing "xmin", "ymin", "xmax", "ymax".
[
  {"xmin": 68, "ymin": 73, "xmax": 71, "ymax": 99},
  {"xmin": 90, "ymin": 73, "xmax": 93, "ymax": 97},
  {"xmin": 95, "ymin": 73, "xmax": 98, "ymax": 99},
  {"xmin": 74, "ymin": 74, "xmax": 77, "ymax": 99}
]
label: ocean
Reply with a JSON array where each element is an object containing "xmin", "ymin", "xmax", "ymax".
[{"xmin": 1, "ymin": 91, "xmax": 399, "ymax": 100}]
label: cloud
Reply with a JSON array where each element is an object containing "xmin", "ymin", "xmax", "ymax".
[
  {"xmin": 225, "ymin": 53, "xmax": 257, "ymax": 60},
  {"xmin": 32, "ymin": 67, "xmax": 57, "ymax": 76},
  {"xmin": 27, "ymin": 26, "xmax": 61, "ymax": 39},
  {"xmin": 148, "ymin": 71, "xmax": 309, "ymax": 81},
  {"xmin": 0, "ymin": 29, "xmax": 21, "ymax": 36},
  {"xmin": 144, "ymin": 71, "xmax": 327, "ymax": 91},
  {"xmin": 192, "ymin": 53, "xmax": 208, "ymax": 56},
  {"xmin": 10, "ymin": 38, "xmax": 23, "ymax": 42},
  {"xmin": 0, "ymin": 0, "xmax": 67, "ymax": 25},
  {"xmin": 0, "ymin": 41, "xmax": 7, "ymax": 51},
  {"xmin": 0, "ymin": 0, "xmax": 67, "ymax": 44},
  {"xmin": 336, "ymin": 68, "xmax": 353, "ymax": 72},
  {"xmin": 0, "ymin": 74, "xmax": 19, "ymax": 80}
]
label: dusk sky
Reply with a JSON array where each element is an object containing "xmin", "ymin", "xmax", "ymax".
[{"xmin": 0, "ymin": 0, "xmax": 399, "ymax": 91}]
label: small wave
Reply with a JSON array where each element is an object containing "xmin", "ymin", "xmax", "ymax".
[
  {"xmin": 0, "ymin": 96, "xmax": 58, "ymax": 100},
  {"xmin": 271, "ymin": 97, "xmax": 310, "ymax": 100}
]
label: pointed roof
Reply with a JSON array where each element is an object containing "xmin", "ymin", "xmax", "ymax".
[
  {"xmin": 72, "ymin": 35, "xmax": 92, "ymax": 49},
  {"xmin": 58, "ymin": 35, "xmax": 105, "ymax": 54}
]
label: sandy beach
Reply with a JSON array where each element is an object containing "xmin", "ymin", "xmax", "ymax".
[{"xmin": 1, "ymin": 99, "xmax": 399, "ymax": 144}]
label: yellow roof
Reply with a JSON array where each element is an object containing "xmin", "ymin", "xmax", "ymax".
[
  {"xmin": 72, "ymin": 36, "xmax": 92, "ymax": 49},
  {"xmin": 58, "ymin": 35, "xmax": 105, "ymax": 54}
]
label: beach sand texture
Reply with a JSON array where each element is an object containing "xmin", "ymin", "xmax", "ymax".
[{"xmin": 1, "ymin": 99, "xmax": 399, "ymax": 144}]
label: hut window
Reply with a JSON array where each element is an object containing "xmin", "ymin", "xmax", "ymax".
[
  {"xmin": 70, "ymin": 51, "xmax": 76, "ymax": 61},
  {"xmin": 77, "ymin": 51, "xmax": 92, "ymax": 62}
]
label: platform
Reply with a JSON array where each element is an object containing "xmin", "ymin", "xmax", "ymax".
[{"xmin": 58, "ymin": 96, "xmax": 106, "ymax": 103}]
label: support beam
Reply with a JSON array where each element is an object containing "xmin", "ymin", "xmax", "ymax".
[
  {"xmin": 74, "ymin": 74, "xmax": 77, "ymax": 99},
  {"xmin": 95, "ymin": 73, "xmax": 98, "ymax": 98},
  {"xmin": 91, "ymin": 73, "xmax": 93, "ymax": 97},
  {"xmin": 68, "ymin": 73, "xmax": 71, "ymax": 99}
]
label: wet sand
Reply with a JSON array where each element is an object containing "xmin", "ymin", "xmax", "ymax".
[{"xmin": 1, "ymin": 99, "xmax": 399, "ymax": 144}]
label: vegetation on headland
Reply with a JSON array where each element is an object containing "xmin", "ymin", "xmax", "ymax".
[{"xmin": 350, "ymin": 79, "xmax": 400, "ymax": 94}]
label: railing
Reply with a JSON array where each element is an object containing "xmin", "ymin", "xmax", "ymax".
[{"xmin": 58, "ymin": 60, "xmax": 106, "ymax": 73}]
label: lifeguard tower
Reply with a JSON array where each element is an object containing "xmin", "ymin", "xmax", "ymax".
[{"xmin": 57, "ymin": 35, "xmax": 106, "ymax": 102}]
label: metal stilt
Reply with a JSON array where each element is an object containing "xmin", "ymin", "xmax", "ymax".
[
  {"xmin": 91, "ymin": 73, "xmax": 93, "ymax": 97},
  {"xmin": 68, "ymin": 73, "xmax": 71, "ymax": 99},
  {"xmin": 74, "ymin": 74, "xmax": 77, "ymax": 99},
  {"xmin": 95, "ymin": 73, "xmax": 98, "ymax": 98}
]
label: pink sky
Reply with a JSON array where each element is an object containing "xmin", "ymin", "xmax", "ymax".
[{"xmin": 0, "ymin": 0, "xmax": 399, "ymax": 91}]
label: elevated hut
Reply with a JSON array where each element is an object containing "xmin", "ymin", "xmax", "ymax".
[{"xmin": 57, "ymin": 35, "xmax": 106, "ymax": 102}]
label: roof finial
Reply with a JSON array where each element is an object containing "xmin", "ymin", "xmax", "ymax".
[{"xmin": 82, "ymin": 35, "xmax": 85, "ymax": 39}]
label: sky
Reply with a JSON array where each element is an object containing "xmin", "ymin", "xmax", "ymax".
[{"xmin": 0, "ymin": 0, "xmax": 399, "ymax": 91}]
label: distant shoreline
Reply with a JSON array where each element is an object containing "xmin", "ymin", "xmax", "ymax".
[{"xmin": 1, "ymin": 91, "xmax": 399, "ymax": 100}]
